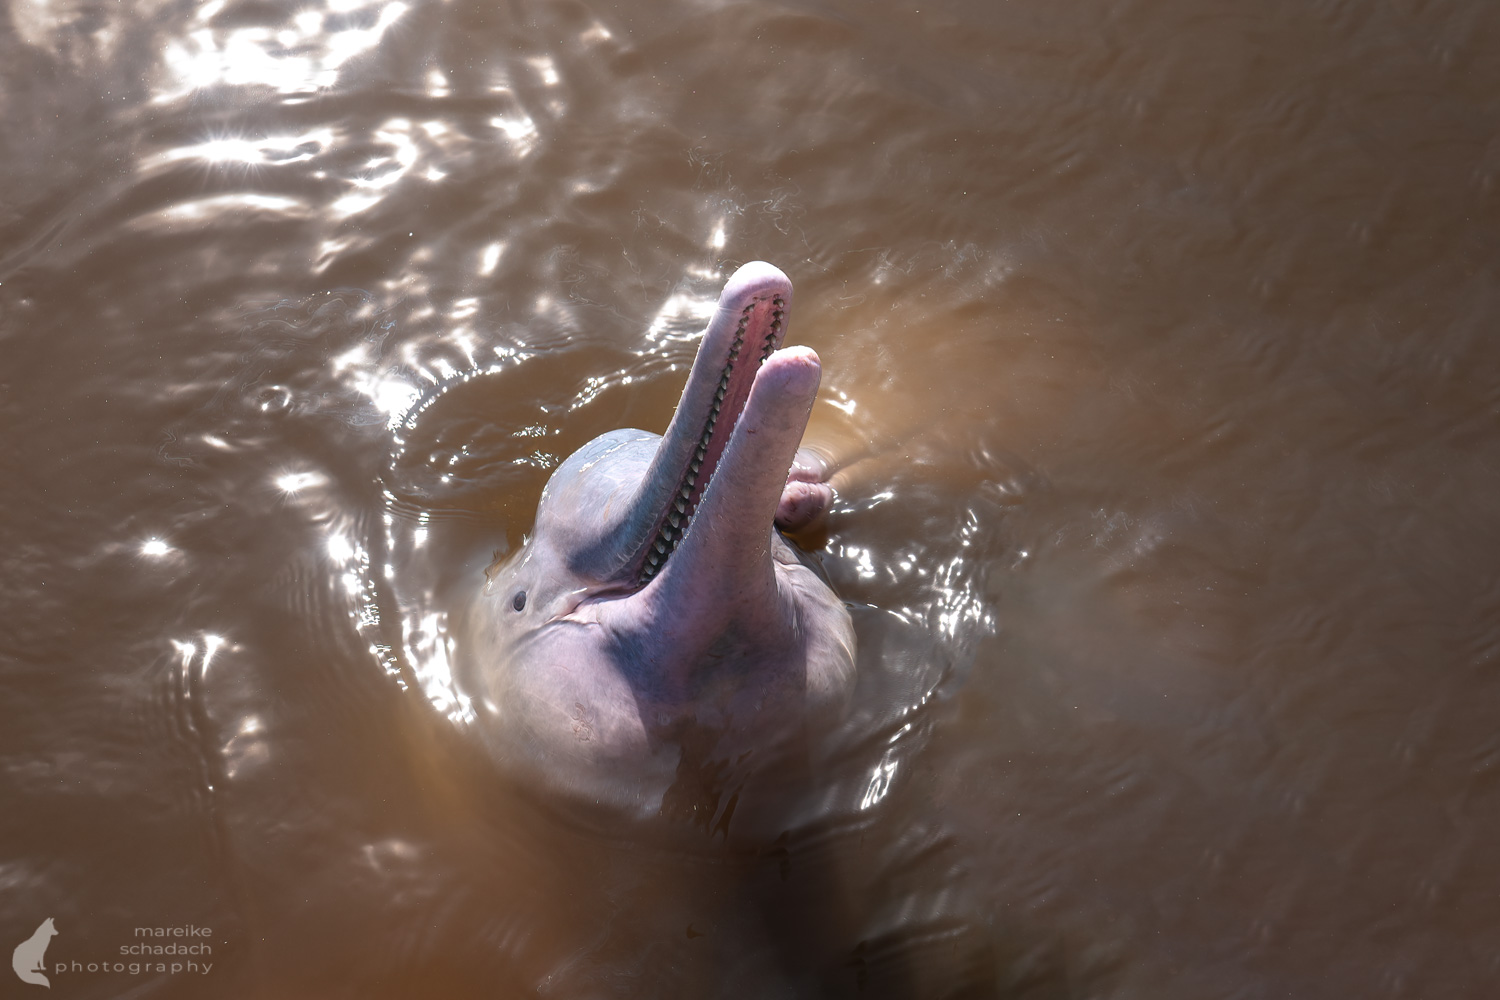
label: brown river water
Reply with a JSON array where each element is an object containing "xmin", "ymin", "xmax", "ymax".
[{"xmin": 4, "ymin": 0, "xmax": 1499, "ymax": 996}]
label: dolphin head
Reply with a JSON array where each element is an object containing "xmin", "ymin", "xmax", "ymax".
[{"xmin": 465, "ymin": 262, "xmax": 854, "ymax": 793}]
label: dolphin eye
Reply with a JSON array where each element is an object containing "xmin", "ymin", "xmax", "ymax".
[{"xmin": 511, "ymin": 590, "xmax": 527, "ymax": 612}]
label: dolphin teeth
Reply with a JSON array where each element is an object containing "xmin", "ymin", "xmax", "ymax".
[
  {"xmin": 668, "ymin": 513, "xmax": 681, "ymax": 528},
  {"xmin": 680, "ymin": 485, "xmax": 692, "ymax": 498},
  {"xmin": 674, "ymin": 499, "xmax": 687, "ymax": 513}
]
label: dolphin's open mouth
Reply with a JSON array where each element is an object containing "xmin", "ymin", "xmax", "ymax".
[{"xmin": 637, "ymin": 284, "xmax": 788, "ymax": 585}]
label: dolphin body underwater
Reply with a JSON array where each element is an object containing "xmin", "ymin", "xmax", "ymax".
[{"xmin": 461, "ymin": 262, "xmax": 856, "ymax": 810}]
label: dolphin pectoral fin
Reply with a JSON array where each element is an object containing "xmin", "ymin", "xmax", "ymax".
[
  {"xmin": 786, "ymin": 445, "xmax": 830, "ymax": 484},
  {"xmin": 775, "ymin": 479, "xmax": 833, "ymax": 531},
  {"xmin": 777, "ymin": 444, "xmax": 834, "ymax": 530}
]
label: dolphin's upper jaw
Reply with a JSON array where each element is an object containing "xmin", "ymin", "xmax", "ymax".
[{"xmin": 635, "ymin": 265, "xmax": 792, "ymax": 586}]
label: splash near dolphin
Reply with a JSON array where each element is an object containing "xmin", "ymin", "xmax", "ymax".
[{"xmin": 462, "ymin": 262, "xmax": 856, "ymax": 811}]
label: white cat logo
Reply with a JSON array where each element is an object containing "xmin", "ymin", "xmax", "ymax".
[{"xmin": 12, "ymin": 918, "xmax": 56, "ymax": 988}]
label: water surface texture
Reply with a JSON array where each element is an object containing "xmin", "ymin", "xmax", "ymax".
[{"xmin": 3, "ymin": 0, "xmax": 1498, "ymax": 996}]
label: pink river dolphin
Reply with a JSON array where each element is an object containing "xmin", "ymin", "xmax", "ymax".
[{"xmin": 463, "ymin": 262, "xmax": 856, "ymax": 808}]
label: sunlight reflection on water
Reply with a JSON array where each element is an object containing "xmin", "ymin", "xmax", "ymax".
[{"xmin": 156, "ymin": 0, "xmax": 409, "ymax": 101}]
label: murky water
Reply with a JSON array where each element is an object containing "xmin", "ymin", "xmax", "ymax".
[{"xmin": 4, "ymin": 0, "xmax": 1499, "ymax": 995}]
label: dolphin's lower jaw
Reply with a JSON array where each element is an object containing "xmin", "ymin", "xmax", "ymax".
[{"xmin": 639, "ymin": 295, "xmax": 785, "ymax": 584}]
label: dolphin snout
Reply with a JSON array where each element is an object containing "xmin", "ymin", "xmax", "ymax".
[{"xmin": 716, "ymin": 260, "xmax": 792, "ymax": 311}]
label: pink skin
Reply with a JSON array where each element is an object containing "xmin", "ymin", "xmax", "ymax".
[
  {"xmin": 461, "ymin": 263, "xmax": 855, "ymax": 808},
  {"xmin": 777, "ymin": 449, "xmax": 835, "ymax": 531}
]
